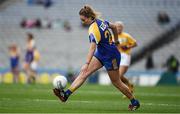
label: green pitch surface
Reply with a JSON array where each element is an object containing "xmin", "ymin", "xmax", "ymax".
[{"xmin": 0, "ymin": 84, "xmax": 180, "ymax": 113}]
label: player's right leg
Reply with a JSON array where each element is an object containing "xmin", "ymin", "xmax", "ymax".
[
  {"xmin": 108, "ymin": 70, "xmax": 134, "ymax": 99},
  {"xmin": 107, "ymin": 70, "xmax": 140, "ymax": 110},
  {"xmin": 53, "ymin": 56, "xmax": 102, "ymax": 102}
]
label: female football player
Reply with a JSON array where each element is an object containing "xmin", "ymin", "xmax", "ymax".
[
  {"xmin": 9, "ymin": 43, "xmax": 20, "ymax": 83},
  {"xmin": 23, "ymin": 33, "xmax": 38, "ymax": 84},
  {"xmin": 53, "ymin": 5, "xmax": 140, "ymax": 110},
  {"xmin": 115, "ymin": 21, "xmax": 137, "ymax": 94}
]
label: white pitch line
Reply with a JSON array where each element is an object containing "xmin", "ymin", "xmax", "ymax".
[
  {"xmin": 136, "ymin": 93, "xmax": 180, "ymax": 97},
  {"xmin": 5, "ymin": 88, "xmax": 179, "ymax": 97},
  {"xmin": 70, "ymin": 100, "xmax": 180, "ymax": 107},
  {"xmin": 0, "ymin": 98, "xmax": 56, "ymax": 102},
  {"xmin": 1, "ymin": 98, "xmax": 180, "ymax": 107},
  {"xmin": 78, "ymin": 90, "xmax": 180, "ymax": 97},
  {"xmin": 142, "ymin": 102, "xmax": 180, "ymax": 107},
  {"xmin": 70, "ymin": 101, "xmax": 180, "ymax": 107}
]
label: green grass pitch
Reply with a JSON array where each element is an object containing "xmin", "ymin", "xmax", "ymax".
[{"xmin": 0, "ymin": 84, "xmax": 180, "ymax": 113}]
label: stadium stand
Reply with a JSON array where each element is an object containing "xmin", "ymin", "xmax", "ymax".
[
  {"xmin": 131, "ymin": 21, "xmax": 180, "ymax": 70},
  {"xmin": 0, "ymin": 0, "xmax": 180, "ymax": 72}
]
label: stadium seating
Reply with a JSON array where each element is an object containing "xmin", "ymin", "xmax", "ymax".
[{"xmin": 0, "ymin": 0, "xmax": 180, "ymax": 71}]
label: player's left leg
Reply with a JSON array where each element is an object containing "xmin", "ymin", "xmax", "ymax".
[
  {"xmin": 53, "ymin": 56, "xmax": 103, "ymax": 102},
  {"xmin": 68, "ymin": 57, "xmax": 102, "ymax": 92},
  {"xmin": 23, "ymin": 63, "xmax": 33, "ymax": 84},
  {"xmin": 12, "ymin": 68, "xmax": 19, "ymax": 83},
  {"xmin": 30, "ymin": 70, "xmax": 36, "ymax": 83},
  {"xmin": 30, "ymin": 62, "xmax": 38, "ymax": 83},
  {"xmin": 119, "ymin": 53, "xmax": 134, "ymax": 93},
  {"xmin": 119, "ymin": 66, "xmax": 134, "ymax": 93}
]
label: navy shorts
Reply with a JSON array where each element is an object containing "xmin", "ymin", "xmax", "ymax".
[{"xmin": 94, "ymin": 50, "xmax": 120, "ymax": 71}]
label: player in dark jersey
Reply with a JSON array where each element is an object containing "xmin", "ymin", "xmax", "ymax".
[
  {"xmin": 53, "ymin": 5, "xmax": 140, "ymax": 111},
  {"xmin": 23, "ymin": 33, "xmax": 36, "ymax": 84},
  {"xmin": 9, "ymin": 43, "xmax": 20, "ymax": 83}
]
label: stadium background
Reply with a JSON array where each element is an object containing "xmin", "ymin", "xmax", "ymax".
[
  {"xmin": 0, "ymin": 0, "xmax": 180, "ymax": 113},
  {"xmin": 0, "ymin": 0, "xmax": 180, "ymax": 85}
]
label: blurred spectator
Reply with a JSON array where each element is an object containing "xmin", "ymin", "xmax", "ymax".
[
  {"xmin": 157, "ymin": 11, "xmax": 170, "ymax": 25},
  {"xmin": 20, "ymin": 18, "xmax": 36, "ymax": 28},
  {"xmin": 36, "ymin": 0, "xmax": 44, "ymax": 5},
  {"xmin": 41, "ymin": 17, "xmax": 51, "ymax": 29},
  {"xmin": 158, "ymin": 55, "xmax": 179, "ymax": 85},
  {"xmin": 20, "ymin": 18, "xmax": 42, "ymax": 29},
  {"xmin": 27, "ymin": 0, "xmax": 35, "ymax": 5},
  {"xmin": 52, "ymin": 18, "xmax": 62, "ymax": 29},
  {"xmin": 20, "ymin": 18, "xmax": 27, "ymax": 28},
  {"xmin": 20, "ymin": 18, "xmax": 73, "ymax": 30},
  {"xmin": 165, "ymin": 55, "xmax": 179, "ymax": 74},
  {"xmin": 35, "ymin": 18, "xmax": 42, "ymax": 29},
  {"xmin": 8, "ymin": 43, "xmax": 20, "ymax": 83},
  {"xmin": 63, "ymin": 20, "xmax": 72, "ymax": 31},
  {"xmin": 26, "ymin": 19, "xmax": 37, "ymax": 28},
  {"xmin": 145, "ymin": 52, "xmax": 154, "ymax": 70},
  {"xmin": 27, "ymin": 0, "xmax": 53, "ymax": 8},
  {"xmin": 44, "ymin": 0, "xmax": 53, "ymax": 8}
]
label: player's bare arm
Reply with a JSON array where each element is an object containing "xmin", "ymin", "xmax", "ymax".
[{"xmin": 81, "ymin": 42, "xmax": 96, "ymax": 74}]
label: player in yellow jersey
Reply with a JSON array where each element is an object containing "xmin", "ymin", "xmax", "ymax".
[
  {"xmin": 115, "ymin": 21, "xmax": 137, "ymax": 93},
  {"xmin": 53, "ymin": 5, "xmax": 140, "ymax": 111},
  {"xmin": 30, "ymin": 47, "xmax": 40, "ymax": 82}
]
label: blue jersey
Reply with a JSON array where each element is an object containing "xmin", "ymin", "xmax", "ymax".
[
  {"xmin": 10, "ymin": 56, "xmax": 19, "ymax": 69},
  {"xmin": 88, "ymin": 19, "xmax": 120, "ymax": 70},
  {"xmin": 25, "ymin": 50, "xmax": 34, "ymax": 64}
]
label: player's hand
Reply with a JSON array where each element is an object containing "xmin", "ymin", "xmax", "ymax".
[
  {"xmin": 121, "ymin": 45, "xmax": 129, "ymax": 50},
  {"xmin": 81, "ymin": 64, "xmax": 88, "ymax": 74},
  {"xmin": 115, "ymin": 43, "xmax": 121, "ymax": 49}
]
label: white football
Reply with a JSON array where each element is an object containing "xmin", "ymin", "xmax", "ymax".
[{"xmin": 53, "ymin": 75, "xmax": 67, "ymax": 89}]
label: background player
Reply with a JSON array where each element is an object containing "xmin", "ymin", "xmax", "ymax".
[
  {"xmin": 23, "ymin": 33, "xmax": 37, "ymax": 84},
  {"xmin": 9, "ymin": 43, "xmax": 20, "ymax": 83},
  {"xmin": 115, "ymin": 21, "xmax": 137, "ymax": 94},
  {"xmin": 53, "ymin": 5, "xmax": 140, "ymax": 110}
]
